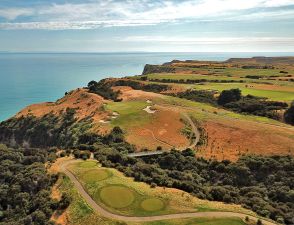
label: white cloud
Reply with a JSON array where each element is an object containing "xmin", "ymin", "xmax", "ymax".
[
  {"xmin": 263, "ymin": 0, "xmax": 294, "ymax": 7},
  {"xmin": 0, "ymin": 8, "xmax": 34, "ymax": 20},
  {"xmin": 122, "ymin": 35, "xmax": 294, "ymax": 45},
  {"xmin": 0, "ymin": 0, "xmax": 294, "ymax": 29}
]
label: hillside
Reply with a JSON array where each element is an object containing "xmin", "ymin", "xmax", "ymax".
[
  {"xmin": 2, "ymin": 57, "xmax": 294, "ymax": 161},
  {"xmin": 0, "ymin": 57, "xmax": 293, "ymax": 225}
]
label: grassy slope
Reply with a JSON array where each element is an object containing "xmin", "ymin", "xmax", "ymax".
[
  {"xmin": 194, "ymin": 83, "xmax": 294, "ymax": 102},
  {"xmin": 143, "ymin": 73, "xmax": 294, "ymax": 102},
  {"xmin": 106, "ymin": 100, "xmax": 151, "ymax": 128},
  {"xmin": 67, "ymin": 161, "xmax": 254, "ymax": 217}
]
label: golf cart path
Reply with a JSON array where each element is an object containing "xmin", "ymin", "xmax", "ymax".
[
  {"xmin": 182, "ymin": 113, "xmax": 200, "ymax": 149},
  {"xmin": 60, "ymin": 160, "xmax": 276, "ymax": 224}
]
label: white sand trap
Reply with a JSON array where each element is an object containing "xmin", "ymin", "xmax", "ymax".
[
  {"xmin": 111, "ymin": 112, "xmax": 119, "ymax": 119},
  {"xmin": 143, "ymin": 106, "xmax": 156, "ymax": 114},
  {"xmin": 146, "ymin": 100, "xmax": 152, "ymax": 104},
  {"xmin": 99, "ymin": 119, "xmax": 110, "ymax": 124}
]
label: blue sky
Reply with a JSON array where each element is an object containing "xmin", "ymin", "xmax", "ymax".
[{"xmin": 0, "ymin": 0, "xmax": 294, "ymax": 52}]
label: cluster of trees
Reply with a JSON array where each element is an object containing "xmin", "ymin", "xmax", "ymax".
[
  {"xmin": 0, "ymin": 108, "xmax": 92, "ymax": 148},
  {"xmin": 217, "ymin": 89, "xmax": 288, "ymax": 120},
  {"xmin": 112, "ymin": 79, "xmax": 169, "ymax": 93},
  {"xmin": 0, "ymin": 108, "xmax": 136, "ymax": 155},
  {"xmin": 88, "ymin": 79, "xmax": 169, "ymax": 98},
  {"xmin": 284, "ymin": 101, "xmax": 294, "ymax": 125},
  {"xmin": 173, "ymin": 90, "xmax": 216, "ymax": 105},
  {"xmin": 245, "ymin": 75, "xmax": 262, "ymax": 79},
  {"xmin": 0, "ymin": 144, "xmax": 66, "ymax": 225},
  {"xmin": 93, "ymin": 148, "xmax": 294, "ymax": 224},
  {"xmin": 88, "ymin": 80, "xmax": 122, "ymax": 101}
]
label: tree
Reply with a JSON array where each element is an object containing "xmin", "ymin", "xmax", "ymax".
[
  {"xmin": 107, "ymin": 126, "xmax": 124, "ymax": 143},
  {"xmin": 284, "ymin": 101, "xmax": 294, "ymax": 125},
  {"xmin": 218, "ymin": 89, "xmax": 241, "ymax": 105}
]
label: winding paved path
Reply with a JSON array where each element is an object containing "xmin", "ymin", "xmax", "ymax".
[{"xmin": 60, "ymin": 160, "xmax": 277, "ymax": 224}]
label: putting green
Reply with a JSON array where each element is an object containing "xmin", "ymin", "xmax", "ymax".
[
  {"xmin": 83, "ymin": 169, "xmax": 110, "ymax": 183},
  {"xmin": 79, "ymin": 161, "xmax": 97, "ymax": 168},
  {"xmin": 99, "ymin": 185, "xmax": 135, "ymax": 208},
  {"xmin": 141, "ymin": 198, "xmax": 165, "ymax": 211}
]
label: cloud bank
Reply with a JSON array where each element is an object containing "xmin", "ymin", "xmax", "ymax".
[{"xmin": 0, "ymin": 0, "xmax": 294, "ymax": 29}]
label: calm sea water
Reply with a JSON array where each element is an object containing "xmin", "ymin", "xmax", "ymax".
[{"xmin": 1, "ymin": 52, "xmax": 294, "ymax": 121}]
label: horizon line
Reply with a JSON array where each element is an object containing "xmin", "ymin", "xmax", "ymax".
[{"xmin": 1, "ymin": 51, "xmax": 294, "ymax": 54}]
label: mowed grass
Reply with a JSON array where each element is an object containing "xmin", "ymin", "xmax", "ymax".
[
  {"xmin": 141, "ymin": 198, "xmax": 165, "ymax": 211},
  {"xmin": 161, "ymin": 95, "xmax": 287, "ymax": 125},
  {"xmin": 99, "ymin": 185, "xmax": 135, "ymax": 208},
  {"xmin": 67, "ymin": 160, "xmax": 255, "ymax": 217},
  {"xmin": 83, "ymin": 169, "xmax": 110, "ymax": 183},
  {"xmin": 56, "ymin": 164, "xmax": 248, "ymax": 225},
  {"xmin": 57, "ymin": 175, "xmax": 118, "ymax": 225},
  {"xmin": 140, "ymin": 217, "xmax": 247, "ymax": 225},
  {"xmin": 106, "ymin": 100, "xmax": 152, "ymax": 128},
  {"xmin": 193, "ymin": 83, "xmax": 294, "ymax": 102}
]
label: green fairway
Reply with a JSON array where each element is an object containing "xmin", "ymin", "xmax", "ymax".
[
  {"xmin": 141, "ymin": 198, "xmax": 165, "ymax": 211},
  {"xmin": 194, "ymin": 83, "xmax": 294, "ymax": 102},
  {"xmin": 99, "ymin": 185, "xmax": 135, "ymax": 208},
  {"xmin": 106, "ymin": 100, "xmax": 152, "ymax": 127},
  {"xmin": 79, "ymin": 161, "xmax": 98, "ymax": 168},
  {"xmin": 83, "ymin": 169, "xmax": 110, "ymax": 183},
  {"xmin": 143, "ymin": 217, "xmax": 247, "ymax": 225}
]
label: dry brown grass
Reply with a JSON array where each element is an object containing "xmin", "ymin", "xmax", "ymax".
[
  {"xmin": 16, "ymin": 88, "xmax": 108, "ymax": 122},
  {"xmin": 198, "ymin": 118, "xmax": 294, "ymax": 161}
]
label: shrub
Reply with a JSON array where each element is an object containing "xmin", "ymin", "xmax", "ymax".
[{"xmin": 218, "ymin": 89, "xmax": 241, "ymax": 105}]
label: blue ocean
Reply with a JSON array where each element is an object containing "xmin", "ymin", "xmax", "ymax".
[{"xmin": 1, "ymin": 52, "xmax": 293, "ymax": 121}]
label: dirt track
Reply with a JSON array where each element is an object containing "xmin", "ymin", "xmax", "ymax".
[{"xmin": 60, "ymin": 160, "xmax": 277, "ymax": 224}]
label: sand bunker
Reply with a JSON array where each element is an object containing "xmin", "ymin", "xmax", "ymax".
[
  {"xmin": 143, "ymin": 106, "xmax": 156, "ymax": 114},
  {"xmin": 99, "ymin": 119, "xmax": 110, "ymax": 124}
]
